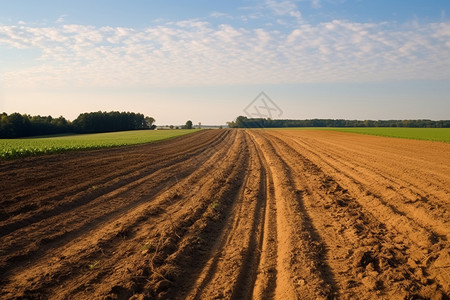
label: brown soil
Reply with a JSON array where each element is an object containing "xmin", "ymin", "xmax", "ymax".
[{"xmin": 0, "ymin": 129, "xmax": 448, "ymax": 299}]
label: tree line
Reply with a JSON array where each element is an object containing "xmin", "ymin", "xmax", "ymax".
[
  {"xmin": 227, "ymin": 116, "xmax": 450, "ymax": 128},
  {"xmin": 0, "ymin": 111, "xmax": 156, "ymax": 138}
]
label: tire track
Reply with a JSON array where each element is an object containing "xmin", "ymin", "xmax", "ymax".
[
  {"xmin": 248, "ymin": 130, "xmax": 338, "ymax": 299},
  {"xmin": 180, "ymin": 132, "xmax": 268, "ymax": 300}
]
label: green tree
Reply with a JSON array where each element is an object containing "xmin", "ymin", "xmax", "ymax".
[
  {"xmin": 185, "ymin": 120, "xmax": 193, "ymax": 129},
  {"xmin": 72, "ymin": 111, "xmax": 156, "ymax": 133},
  {"xmin": 145, "ymin": 117, "xmax": 156, "ymax": 129}
]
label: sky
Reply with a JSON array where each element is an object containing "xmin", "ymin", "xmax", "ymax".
[{"xmin": 0, "ymin": 0, "xmax": 449, "ymax": 125}]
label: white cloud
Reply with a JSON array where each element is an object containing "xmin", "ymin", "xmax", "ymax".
[
  {"xmin": 311, "ymin": 0, "xmax": 321, "ymax": 9},
  {"xmin": 209, "ymin": 12, "xmax": 230, "ymax": 19},
  {"xmin": 0, "ymin": 19, "xmax": 449, "ymax": 89},
  {"xmin": 57, "ymin": 15, "xmax": 67, "ymax": 23},
  {"xmin": 265, "ymin": 0, "xmax": 302, "ymax": 22}
]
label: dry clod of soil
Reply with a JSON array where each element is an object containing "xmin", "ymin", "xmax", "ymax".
[{"xmin": 0, "ymin": 129, "xmax": 449, "ymax": 299}]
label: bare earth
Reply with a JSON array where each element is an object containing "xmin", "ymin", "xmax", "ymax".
[{"xmin": 0, "ymin": 129, "xmax": 449, "ymax": 299}]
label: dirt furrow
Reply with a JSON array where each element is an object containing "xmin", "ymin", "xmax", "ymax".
[
  {"xmin": 274, "ymin": 132, "xmax": 448, "ymax": 244},
  {"xmin": 266, "ymin": 129, "xmax": 449, "ymax": 297},
  {"xmin": 249, "ymin": 130, "xmax": 337, "ymax": 299},
  {"xmin": 263, "ymin": 131, "xmax": 447, "ymax": 298},
  {"xmin": 1, "ymin": 128, "xmax": 448, "ymax": 299},
  {"xmin": 0, "ymin": 130, "xmax": 234, "ymax": 298},
  {"xmin": 149, "ymin": 130, "xmax": 252, "ymax": 299},
  {"xmin": 183, "ymin": 132, "xmax": 267, "ymax": 299},
  {"xmin": 0, "ymin": 131, "xmax": 232, "ymax": 276},
  {"xmin": 46, "ymin": 130, "xmax": 246, "ymax": 300},
  {"xmin": 278, "ymin": 131, "xmax": 449, "ymax": 212},
  {"xmin": 250, "ymin": 133, "xmax": 278, "ymax": 300},
  {"xmin": 0, "ymin": 130, "xmax": 228, "ymax": 230},
  {"xmin": 0, "ymin": 130, "xmax": 228, "ymax": 198}
]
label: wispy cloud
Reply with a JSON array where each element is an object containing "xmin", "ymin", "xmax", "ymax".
[
  {"xmin": 57, "ymin": 14, "xmax": 67, "ymax": 23},
  {"xmin": 209, "ymin": 11, "xmax": 231, "ymax": 19},
  {"xmin": 265, "ymin": 0, "xmax": 302, "ymax": 22},
  {"xmin": 1, "ymin": 17, "xmax": 449, "ymax": 89},
  {"xmin": 311, "ymin": 0, "xmax": 321, "ymax": 9}
]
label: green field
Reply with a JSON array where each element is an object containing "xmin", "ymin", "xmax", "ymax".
[
  {"xmin": 270, "ymin": 127, "xmax": 450, "ymax": 142},
  {"xmin": 322, "ymin": 127, "xmax": 450, "ymax": 142},
  {"xmin": 0, "ymin": 129, "xmax": 199, "ymax": 160}
]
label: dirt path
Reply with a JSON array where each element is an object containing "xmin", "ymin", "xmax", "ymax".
[{"xmin": 0, "ymin": 129, "xmax": 448, "ymax": 299}]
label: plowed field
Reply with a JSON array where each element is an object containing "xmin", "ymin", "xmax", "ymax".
[{"xmin": 1, "ymin": 129, "xmax": 449, "ymax": 299}]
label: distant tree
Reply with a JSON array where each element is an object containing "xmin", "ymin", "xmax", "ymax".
[
  {"xmin": 72, "ymin": 111, "xmax": 156, "ymax": 133},
  {"xmin": 185, "ymin": 120, "xmax": 193, "ymax": 129},
  {"xmin": 169, "ymin": 125, "xmax": 174, "ymax": 129},
  {"xmin": 0, "ymin": 111, "xmax": 158, "ymax": 138},
  {"xmin": 8, "ymin": 113, "xmax": 30, "ymax": 138},
  {"xmin": 226, "ymin": 116, "xmax": 450, "ymax": 129},
  {"xmin": 364, "ymin": 120, "xmax": 375, "ymax": 127},
  {"xmin": 145, "ymin": 117, "xmax": 156, "ymax": 129},
  {"xmin": 198, "ymin": 122, "xmax": 202, "ymax": 129},
  {"xmin": 0, "ymin": 113, "xmax": 13, "ymax": 137},
  {"xmin": 0, "ymin": 113, "xmax": 73, "ymax": 138}
]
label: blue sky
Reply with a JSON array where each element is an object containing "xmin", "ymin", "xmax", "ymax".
[{"xmin": 1, "ymin": 0, "xmax": 449, "ymax": 124}]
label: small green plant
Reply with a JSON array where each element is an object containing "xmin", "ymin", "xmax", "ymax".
[
  {"xmin": 140, "ymin": 242, "xmax": 154, "ymax": 252},
  {"xmin": 88, "ymin": 260, "xmax": 101, "ymax": 270},
  {"xmin": 211, "ymin": 200, "xmax": 220, "ymax": 210}
]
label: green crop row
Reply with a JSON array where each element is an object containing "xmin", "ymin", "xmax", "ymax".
[
  {"xmin": 0, "ymin": 129, "xmax": 199, "ymax": 160},
  {"xmin": 1, "ymin": 144, "xmax": 110, "ymax": 159}
]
